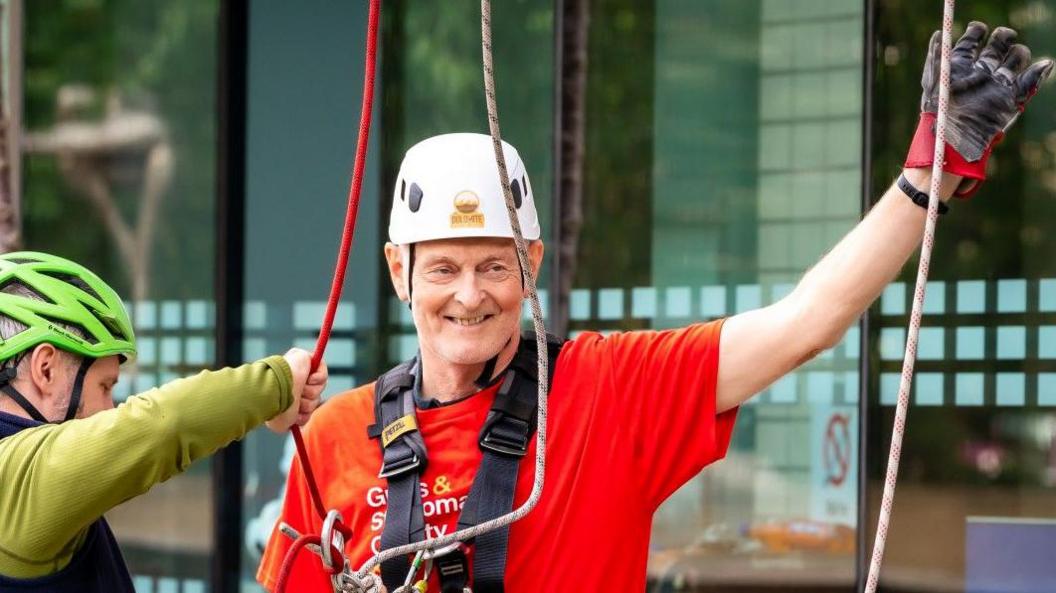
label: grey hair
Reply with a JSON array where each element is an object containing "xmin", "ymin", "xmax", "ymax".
[{"xmin": 0, "ymin": 282, "xmax": 85, "ymax": 375}]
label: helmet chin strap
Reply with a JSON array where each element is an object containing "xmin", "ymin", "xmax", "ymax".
[
  {"xmin": 0, "ymin": 366, "xmax": 47, "ymax": 423},
  {"xmin": 0, "ymin": 355, "xmax": 95, "ymax": 424},
  {"xmin": 63, "ymin": 357, "xmax": 95, "ymax": 422},
  {"xmin": 405, "ymin": 243, "xmax": 416, "ymax": 307}
]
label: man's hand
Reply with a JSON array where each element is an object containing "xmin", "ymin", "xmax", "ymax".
[
  {"xmin": 266, "ymin": 348, "xmax": 327, "ymax": 433},
  {"xmin": 906, "ymin": 21, "xmax": 1054, "ymax": 196},
  {"xmin": 924, "ymin": 22, "xmax": 1052, "ymax": 160}
]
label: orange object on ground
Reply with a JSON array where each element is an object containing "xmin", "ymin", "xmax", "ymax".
[{"xmin": 748, "ymin": 520, "xmax": 855, "ymax": 555}]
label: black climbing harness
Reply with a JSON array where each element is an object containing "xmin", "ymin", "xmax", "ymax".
[{"xmin": 367, "ymin": 332, "xmax": 564, "ymax": 592}]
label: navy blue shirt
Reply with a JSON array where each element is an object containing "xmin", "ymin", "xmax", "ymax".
[{"xmin": 0, "ymin": 412, "xmax": 135, "ymax": 593}]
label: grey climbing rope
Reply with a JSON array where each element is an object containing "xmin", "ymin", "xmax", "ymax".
[
  {"xmin": 343, "ymin": 0, "xmax": 551, "ymax": 588},
  {"xmin": 864, "ymin": 1, "xmax": 955, "ymax": 591}
]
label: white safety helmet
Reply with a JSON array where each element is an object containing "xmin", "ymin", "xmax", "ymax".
[{"xmin": 388, "ymin": 133, "xmax": 541, "ymax": 245}]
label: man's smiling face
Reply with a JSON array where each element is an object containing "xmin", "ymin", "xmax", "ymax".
[{"xmin": 385, "ymin": 237, "xmax": 543, "ymax": 367}]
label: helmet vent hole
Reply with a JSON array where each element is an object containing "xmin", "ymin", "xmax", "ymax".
[
  {"xmin": 511, "ymin": 179, "xmax": 523, "ymax": 209},
  {"xmin": 522, "ymin": 175, "xmax": 528, "ymax": 197},
  {"xmin": 408, "ymin": 183, "xmax": 424, "ymax": 213},
  {"xmin": 38, "ymin": 272, "xmax": 104, "ymax": 303},
  {"xmin": 400, "ymin": 179, "xmax": 407, "ymax": 202},
  {"xmin": 6, "ymin": 257, "xmax": 41, "ymax": 264},
  {"xmin": 0, "ymin": 280, "xmax": 54, "ymax": 304},
  {"xmin": 91, "ymin": 310, "xmax": 126, "ymax": 341}
]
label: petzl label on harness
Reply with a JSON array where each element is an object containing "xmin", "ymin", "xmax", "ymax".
[
  {"xmin": 450, "ymin": 190, "xmax": 485, "ymax": 229},
  {"xmin": 381, "ymin": 414, "xmax": 418, "ymax": 448}
]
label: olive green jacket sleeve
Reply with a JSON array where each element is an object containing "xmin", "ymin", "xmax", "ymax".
[{"xmin": 0, "ymin": 356, "xmax": 293, "ymax": 578}]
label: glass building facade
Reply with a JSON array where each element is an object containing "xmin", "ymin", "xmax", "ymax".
[{"xmin": 10, "ymin": 1, "xmax": 1056, "ymax": 592}]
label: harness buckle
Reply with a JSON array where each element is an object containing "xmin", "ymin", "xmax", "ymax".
[
  {"xmin": 431, "ymin": 543, "xmax": 472, "ymax": 593},
  {"xmin": 479, "ymin": 415, "xmax": 531, "ymax": 457},
  {"xmin": 378, "ymin": 452, "xmax": 422, "ymax": 479}
]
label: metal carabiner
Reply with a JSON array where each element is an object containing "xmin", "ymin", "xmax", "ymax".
[{"xmin": 321, "ymin": 509, "xmax": 347, "ymax": 573}]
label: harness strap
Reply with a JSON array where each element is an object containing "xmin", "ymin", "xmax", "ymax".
[
  {"xmin": 454, "ymin": 332, "xmax": 560, "ymax": 593},
  {"xmin": 0, "ymin": 381, "xmax": 47, "ymax": 423},
  {"xmin": 372, "ymin": 333, "xmax": 564, "ymax": 592},
  {"xmin": 0, "ymin": 357, "xmax": 94, "ymax": 424},
  {"xmin": 372, "ymin": 360, "xmax": 427, "ymax": 586},
  {"xmin": 381, "ymin": 462, "xmax": 427, "ymax": 587}
]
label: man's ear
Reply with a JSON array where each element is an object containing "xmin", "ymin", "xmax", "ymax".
[
  {"xmin": 526, "ymin": 240, "xmax": 545, "ymax": 286},
  {"xmin": 384, "ymin": 242, "xmax": 410, "ymax": 302},
  {"xmin": 28, "ymin": 343, "xmax": 61, "ymax": 398}
]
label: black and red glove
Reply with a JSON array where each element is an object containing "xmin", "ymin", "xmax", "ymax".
[{"xmin": 905, "ymin": 21, "xmax": 1054, "ymax": 197}]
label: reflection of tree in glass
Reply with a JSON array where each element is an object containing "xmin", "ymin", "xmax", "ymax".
[
  {"xmin": 23, "ymin": 1, "xmax": 217, "ymax": 300},
  {"xmin": 26, "ymin": 86, "xmax": 171, "ymax": 303}
]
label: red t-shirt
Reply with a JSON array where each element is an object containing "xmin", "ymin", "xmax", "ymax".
[{"xmin": 258, "ymin": 321, "xmax": 737, "ymax": 592}]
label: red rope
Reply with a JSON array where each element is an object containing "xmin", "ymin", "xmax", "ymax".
[
  {"xmin": 278, "ymin": 0, "xmax": 380, "ymax": 587},
  {"xmin": 293, "ymin": 0, "xmax": 380, "ymax": 522},
  {"xmin": 275, "ymin": 534, "xmax": 344, "ymax": 593}
]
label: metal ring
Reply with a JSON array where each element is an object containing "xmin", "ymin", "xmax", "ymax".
[{"xmin": 321, "ymin": 509, "xmax": 346, "ymax": 572}]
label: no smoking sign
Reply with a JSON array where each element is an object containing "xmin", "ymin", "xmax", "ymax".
[
  {"xmin": 810, "ymin": 405, "xmax": 857, "ymax": 525},
  {"xmin": 823, "ymin": 414, "xmax": 852, "ymax": 487}
]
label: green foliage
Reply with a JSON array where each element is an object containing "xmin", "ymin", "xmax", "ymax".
[
  {"xmin": 381, "ymin": 0, "xmax": 555, "ymax": 245},
  {"xmin": 872, "ymin": 0, "xmax": 1056, "ymax": 279},
  {"xmin": 577, "ymin": 0, "xmax": 656, "ymax": 289},
  {"xmin": 870, "ymin": 1, "xmax": 1056, "ymax": 490}
]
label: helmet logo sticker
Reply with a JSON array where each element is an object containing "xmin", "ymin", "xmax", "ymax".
[{"xmin": 451, "ymin": 191, "xmax": 485, "ymax": 228}]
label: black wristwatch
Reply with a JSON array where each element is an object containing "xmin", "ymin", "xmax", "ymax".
[{"xmin": 898, "ymin": 173, "xmax": 949, "ymax": 215}]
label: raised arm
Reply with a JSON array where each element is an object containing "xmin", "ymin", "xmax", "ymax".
[
  {"xmin": 717, "ymin": 170, "xmax": 957, "ymax": 412},
  {"xmin": 716, "ymin": 21, "xmax": 1053, "ymax": 413}
]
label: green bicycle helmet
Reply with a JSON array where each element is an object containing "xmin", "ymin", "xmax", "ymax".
[{"xmin": 0, "ymin": 251, "xmax": 136, "ymax": 423}]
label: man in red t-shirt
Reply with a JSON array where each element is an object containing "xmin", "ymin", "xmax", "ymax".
[{"xmin": 260, "ymin": 24, "xmax": 1051, "ymax": 592}]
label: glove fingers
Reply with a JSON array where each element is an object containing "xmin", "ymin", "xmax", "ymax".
[
  {"xmin": 950, "ymin": 67, "xmax": 990, "ymax": 93},
  {"xmin": 1015, "ymin": 59, "xmax": 1055, "ymax": 104},
  {"xmin": 952, "ymin": 21, "xmax": 989, "ymax": 66},
  {"xmin": 995, "ymin": 44, "xmax": 1032, "ymax": 84},
  {"xmin": 922, "ymin": 30, "xmax": 942, "ymax": 101},
  {"xmin": 977, "ymin": 26, "xmax": 1017, "ymax": 73}
]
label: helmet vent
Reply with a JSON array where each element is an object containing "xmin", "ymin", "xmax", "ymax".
[
  {"xmin": 6, "ymin": 257, "xmax": 41, "ymax": 264},
  {"xmin": 38, "ymin": 272, "xmax": 104, "ymax": 303},
  {"xmin": 408, "ymin": 183, "xmax": 424, "ymax": 213},
  {"xmin": 400, "ymin": 179, "xmax": 407, "ymax": 202},
  {"xmin": 511, "ymin": 179, "xmax": 523, "ymax": 209},
  {"xmin": 91, "ymin": 309, "xmax": 127, "ymax": 341},
  {"xmin": 0, "ymin": 280, "xmax": 54, "ymax": 304}
]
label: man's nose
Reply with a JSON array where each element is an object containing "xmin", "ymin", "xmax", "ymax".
[{"xmin": 453, "ymin": 272, "xmax": 486, "ymax": 310}]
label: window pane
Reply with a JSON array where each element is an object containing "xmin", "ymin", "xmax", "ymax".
[
  {"xmin": 868, "ymin": 3, "xmax": 1056, "ymax": 591},
  {"xmin": 23, "ymin": 0, "xmax": 219, "ymax": 588},
  {"xmin": 571, "ymin": 1, "xmax": 863, "ymax": 589},
  {"xmin": 238, "ymin": 2, "xmax": 554, "ymax": 590}
]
